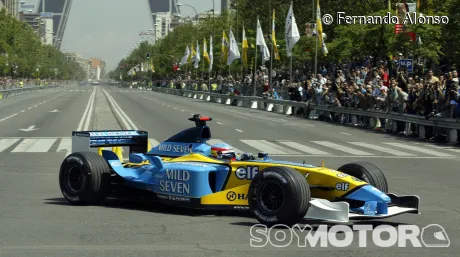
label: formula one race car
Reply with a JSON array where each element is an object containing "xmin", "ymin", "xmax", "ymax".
[{"xmin": 59, "ymin": 114, "xmax": 420, "ymax": 226}]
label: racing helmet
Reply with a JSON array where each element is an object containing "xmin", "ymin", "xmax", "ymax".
[{"xmin": 210, "ymin": 142, "xmax": 236, "ymax": 160}]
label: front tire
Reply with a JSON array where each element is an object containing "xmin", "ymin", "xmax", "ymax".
[
  {"xmin": 337, "ymin": 161, "xmax": 388, "ymax": 193},
  {"xmin": 248, "ymin": 166, "xmax": 311, "ymax": 227},
  {"xmin": 59, "ymin": 152, "xmax": 112, "ymax": 205}
]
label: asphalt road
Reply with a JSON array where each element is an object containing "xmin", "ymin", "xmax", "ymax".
[{"xmin": 0, "ymin": 86, "xmax": 458, "ymax": 257}]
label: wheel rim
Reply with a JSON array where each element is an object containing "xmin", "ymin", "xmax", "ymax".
[
  {"xmin": 65, "ymin": 166, "xmax": 83, "ymax": 193},
  {"xmin": 257, "ymin": 181, "xmax": 284, "ymax": 214}
]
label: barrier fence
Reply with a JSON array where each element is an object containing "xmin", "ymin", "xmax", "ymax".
[
  {"xmin": 0, "ymin": 85, "xmax": 60, "ymax": 100},
  {"xmin": 137, "ymin": 86, "xmax": 459, "ymax": 144}
]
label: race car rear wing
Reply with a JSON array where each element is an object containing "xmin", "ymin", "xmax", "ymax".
[{"xmin": 71, "ymin": 130, "xmax": 149, "ymax": 154}]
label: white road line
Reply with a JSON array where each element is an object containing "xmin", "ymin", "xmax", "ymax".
[
  {"xmin": 77, "ymin": 87, "xmax": 96, "ymax": 131},
  {"xmin": 27, "ymin": 107, "xmax": 32, "ymax": 110},
  {"xmin": 57, "ymin": 138, "xmax": 72, "ymax": 153},
  {"xmin": 423, "ymin": 144, "xmax": 460, "ymax": 154},
  {"xmin": 311, "ymin": 141, "xmax": 374, "ymax": 156},
  {"xmin": 83, "ymin": 89, "xmax": 96, "ymax": 131},
  {"xmin": 277, "ymin": 141, "xmax": 330, "ymax": 155},
  {"xmin": 348, "ymin": 142, "xmax": 415, "ymax": 156},
  {"xmin": 103, "ymin": 89, "xmax": 138, "ymax": 130},
  {"xmin": 240, "ymin": 140, "xmax": 299, "ymax": 155},
  {"xmin": 21, "ymin": 110, "xmax": 25, "ymax": 113},
  {"xmin": 149, "ymin": 138, "xmax": 160, "ymax": 148},
  {"xmin": 0, "ymin": 113, "xmax": 18, "ymax": 122},
  {"xmin": 267, "ymin": 155, "xmax": 453, "ymax": 159},
  {"xmin": 181, "ymin": 110, "xmax": 185, "ymax": 112},
  {"xmin": 383, "ymin": 143, "xmax": 454, "ymax": 157},
  {"xmin": 216, "ymin": 122, "xmax": 223, "ymax": 125},
  {"xmin": 340, "ymin": 132, "xmax": 352, "ymax": 136},
  {"xmin": 11, "ymin": 139, "xmax": 39, "ymax": 152},
  {"xmin": 235, "ymin": 129, "xmax": 243, "ymax": 132},
  {"xmin": 173, "ymin": 107, "xmax": 177, "ymax": 110},
  {"xmin": 0, "ymin": 139, "xmax": 20, "ymax": 152},
  {"xmin": 207, "ymin": 139, "xmax": 244, "ymax": 154},
  {"xmin": 26, "ymin": 139, "xmax": 57, "ymax": 152}
]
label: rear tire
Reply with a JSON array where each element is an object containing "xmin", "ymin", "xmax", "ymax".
[
  {"xmin": 248, "ymin": 166, "xmax": 310, "ymax": 227},
  {"xmin": 337, "ymin": 161, "xmax": 388, "ymax": 193},
  {"xmin": 59, "ymin": 152, "xmax": 112, "ymax": 205}
]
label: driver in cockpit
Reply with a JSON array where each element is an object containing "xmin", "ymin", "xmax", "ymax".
[{"xmin": 210, "ymin": 142, "xmax": 255, "ymax": 161}]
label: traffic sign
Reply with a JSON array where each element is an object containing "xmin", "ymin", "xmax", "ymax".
[{"xmin": 399, "ymin": 59, "xmax": 413, "ymax": 73}]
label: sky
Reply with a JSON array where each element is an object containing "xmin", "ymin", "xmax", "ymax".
[{"xmin": 62, "ymin": 0, "xmax": 220, "ymax": 71}]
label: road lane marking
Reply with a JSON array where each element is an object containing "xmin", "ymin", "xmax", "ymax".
[
  {"xmin": 21, "ymin": 110, "xmax": 25, "ymax": 112},
  {"xmin": 216, "ymin": 122, "xmax": 223, "ymax": 125},
  {"xmin": 57, "ymin": 138, "xmax": 71, "ymax": 153},
  {"xmin": 340, "ymin": 132, "xmax": 352, "ymax": 136},
  {"xmin": 181, "ymin": 110, "xmax": 185, "ymax": 112},
  {"xmin": 348, "ymin": 142, "xmax": 415, "ymax": 156},
  {"xmin": 149, "ymin": 138, "xmax": 160, "ymax": 148},
  {"xmin": 277, "ymin": 141, "xmax": 330, "ymax": 155},
  {"xmin": 11, "ymin": 139, "xmax": 39, "ymax": 152},
  {"xmin": 0, "ymin": 113, "xmax": 18, "ymax": 122},
  {"xmin": 235, "ymin": 129, "xmax": 243, "ymax": 132},
  {"xmin": 26, "ymin": 139, "xmax": 57, "ymax": 152},
  {"xmin": 240, "ymin": 140, "xmax": 299, "ymax": 155},
  {"xmin": 423, "ymin": 144, "xmax": 460, "ymax": 153},
  {"xmin": 0, "ymin": 139, "xmax": 20, "ymax": 152},
  {"xmin": 383, "ymin": 143, "xmax": 454, "ymax": 157},
  {"xmin": 77, "ymin": 87, "xmax": 96, "ymax": 131},
  {"xmin": 206, "ymin": 139, "xmax": 244, "ymax": 154},
  {"xmin": 311, "ymin": 141, "xmax": 374, "ymax": 156},
  {"xmin": 102, "ymin": 89, "xmax": 138, "ymax": 130}
]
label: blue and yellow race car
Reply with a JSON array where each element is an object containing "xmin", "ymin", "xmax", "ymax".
[{"xmin": 59, "ymin": 115, "xmax": 420, "ymax": 226}]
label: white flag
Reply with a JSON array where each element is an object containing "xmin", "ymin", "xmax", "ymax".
[
  {"xmin": 195, "ymin": 40, "xmax": 201, "ymax": 69},
  {"xmin": 209, "ymin": 35, "xmax": 213, "ymax": 71},
  {"xmin": 285, "ymin": 2, "xmax": 300, "ymax": 57},
  {"xmin": 256, "ymin": 18, "xmax": 270, "ymax": 61},
  {"xmin": 227, "ymin": 28, "xmax": 241, "ymax": 65},
  {"xmin": 180, "ymin": 45, "xmax": 190, "ymax": 66}
]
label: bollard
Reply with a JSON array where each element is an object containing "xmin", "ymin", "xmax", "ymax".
[
  {"xmin": 418, "ymin": 125, "xmax": 426, "ymax": 139},
  {"xmin": 448, "ymin": 129, "xmax": 458, "ymax": 144}
]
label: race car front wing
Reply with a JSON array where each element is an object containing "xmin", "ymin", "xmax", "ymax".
[{"xmin": 304, "ymin": 194, "xmax": 420, "ymax": 223}]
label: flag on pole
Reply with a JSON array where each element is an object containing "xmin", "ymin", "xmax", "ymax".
[
  {"xmin": 180, "ymin": 45, "xmax": 190, "ymax": 66},
  {"xmin": 227, "ymin": 28, "xmax": 241, "ymax": 65},
  {"xmin": 189, "ymin": 43, "xmax": 196, "ymax": 64},
  {"xmin": 209, "ymin": 35, "xmax": 214, "ymax": 71},
  {"xmin": 203, "ymin": 38, "xmax": 210, "ymax": 64},
  {"xmin": 221, "ymin": 31, "xmax": 229, "ymax": 63},
  {"xmin": 242, "ymin": 26, "xmax": 249, "ymax": 66},
  {"xmin": 256, "ymin": 18, "xmax": 270, "ymax": 61},
  {"xmin": 272, "ymin": 9, "xmax": 280, "ymax": 60},
  {"xmin": 316, "ymin": 0, "xmax": 328, "ymax": 56},
  {"xmin": 194, "ymin": 40, "xmax": 201, "ymax": 69},
  {"xmin": 285, "ymin": 2, "xmax": 300, "ymax": 57}
]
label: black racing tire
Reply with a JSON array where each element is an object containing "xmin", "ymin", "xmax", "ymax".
[
  {"xmin": 59, "ymin": 152, "xmax": 112, "ymax": 205},
  {"xmin": 248, "ymin": 166, "xmax": 310, "ymax": 227},
  {"xmin": 337, "ymin": 161, "xmax": 388, "ymax": 193}
]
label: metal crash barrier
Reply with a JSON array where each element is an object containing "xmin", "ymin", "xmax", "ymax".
[
  {"xmin": 148, "ymin": 87, "xmax": 460, "ymax": 144},
  {"xmin": 0, "ymin": 85, "xmax": 60, "ymax": 100}
]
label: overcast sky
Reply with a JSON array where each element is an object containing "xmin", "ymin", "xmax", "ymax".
[{"xmin": 63, "ymin": 0, "xmax": 219, "ymax": 71}]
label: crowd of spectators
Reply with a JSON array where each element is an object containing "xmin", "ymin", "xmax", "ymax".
[{"xmin": 0, "ymin": 77, "xmax": 60, "ymax": 90}]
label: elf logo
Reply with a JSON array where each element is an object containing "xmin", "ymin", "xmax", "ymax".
[
  {"xmin": 335, "ymin": 182, "xmax": 350, "ymax": 191},
  {"xmin": 235, "ymin": 166, "xmax": 259, "ymax": 180}
]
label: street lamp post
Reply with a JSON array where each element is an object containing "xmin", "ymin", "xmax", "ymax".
[{"xmin": 177, "ymin": 3, "xmax": 198, "ymax": 25}]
